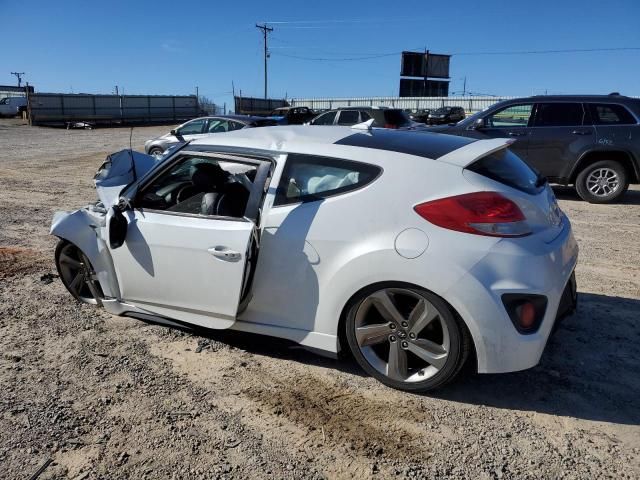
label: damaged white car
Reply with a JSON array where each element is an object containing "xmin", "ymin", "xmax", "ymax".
[{"xmin": 52, "ymin": 125, "xmax": 578, "ymax": 392}]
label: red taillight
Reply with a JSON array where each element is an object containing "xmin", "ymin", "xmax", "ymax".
[
  {"xmin": 384, "ymin": 123, "xmax": 398, "ymax": 129},
  {"xmin": 414, "ymin": 191, "xmax": 531, "ymax": 237}
]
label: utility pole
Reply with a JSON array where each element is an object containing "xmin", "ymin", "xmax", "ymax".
[
  {"xmin": 256, "ymin": 23, "xmax": 273, "ymax": 99},
  {"xmin": 11, "ymin": 72, "xmax": 25, "ymax": 87},
  {"xmin": 463, "ymin": 77, "xmax": 467, "ymax": 96}
]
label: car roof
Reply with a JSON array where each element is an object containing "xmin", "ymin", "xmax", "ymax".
[
  {"xmin": 501, "ymin": 94, "xmax": 636, "ymax": 103},
  {"xmin": 334, "ymin": 106, "xmax": 395, "ymax": 111},
  {"xmin": 188, "ymin": 115, "xmax": 269, "ymax": 123},
  {"xmin": 187, "ymin": 125, "xmax": 476, "ymax": 162}
]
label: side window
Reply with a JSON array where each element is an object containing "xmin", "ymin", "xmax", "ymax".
[
  {"xmin": 311, "ymin": 111, "xmax": 337, "ymax": 125},
  {"xmin": 228, "ymin": 121, "xmax": 245, "ymax": 131},
  {"xmin": 587, "ymin": 103, "xmax": 637, "ymax": 125},
  {"xmin": 533, "ymin": 103, "xmax": 585, "ymax": 127},
  {"xmin": 177, "ymin": 119, "xmax": 206, "ymax": 135},
  {"xmin": 486, "ymin": 104, "xmax": 533, "ymax": 128},
  {"xmin": 136, "ymin": 155, "xmax": 256, "ymax": 218},
  {"xmin": 337, "ymin": 110, "xmax": 361, "ymax": 125},
  {"xmin": 207, "ymin": 119, "xmax": 231, "ymax": 133},
  {"xmin": 274, "ymin": 154, "xmax": 381, "ymax": 206},
  {"xmin": 360, "ymin": 111, "xmax": 372, "ymax": 122}
]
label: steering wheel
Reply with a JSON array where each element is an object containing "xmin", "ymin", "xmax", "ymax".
[{"xmin": 176, "ymin": 183, "xmax": 196, "ymax": 203}]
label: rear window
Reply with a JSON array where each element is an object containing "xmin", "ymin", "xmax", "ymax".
[
  {"xmin": 337, "ymin": 110, "xmax": 361, "ymax": 125},
  {"xmin": 587, "ymin": 103, "xmax": 637, "ymax": 125},
  {"xmin": 274, "ymin": 154, "xmax": 381, "ymax": 206},
  {"xmin": 383, "ymin": 109, "xmax": 411, "ymax": 126},
  {"xmin": 466, "ymin": 149, "xmax": 542, "ymax": 195},
  {"xmin": 533, "ymin": 103, "xmax": 585, "ymax": 127}
]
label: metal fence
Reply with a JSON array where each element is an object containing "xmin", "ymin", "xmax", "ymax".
[
  {"xmin": 28, "ymin": 93, "xmax": 201, "ymax": 126},
  {"xmin": 290, "ymin": 96, "xmax": 516, "ymax": 114},
  {"xmin": 234, "ymin": 96, "xmax": 289, "ymax": 116},
  {"xmin": 0, "ymin": 84, "xmax": 34, "ymax": 100}
]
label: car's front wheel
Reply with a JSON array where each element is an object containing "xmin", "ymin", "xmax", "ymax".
[
  {"xmin": 345, "ymin": 285, "xmax": 470, "ymax": 392},
  {"xmin": 575, "ymin": 160, "xmax": 628, "ymax": 203},
  {"xmin": 55, "ymin": 240, "xmax": 103, "ymax": 305},
  {"xmin": 148, "ymin": 146, "xmax": 165, "ymax": 159}
]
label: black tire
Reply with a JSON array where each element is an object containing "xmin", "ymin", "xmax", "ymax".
[
  {"xmin": 148, "ymin": 146, "xmax": 165, "ymax": 158},
  {"xmin": 54, "ymin": 239, "xmax": 103, "ymax": 305},
  {"xmin": 575, "ymin": 160, "xmax": 628, "ymax": 204},
  {"xmin": 345, "ymin": 283, "xmax": 471, "ymax": 392}
]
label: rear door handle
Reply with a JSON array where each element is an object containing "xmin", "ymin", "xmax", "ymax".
[
  {"xmin": 208, "ymin": 246, "xmax": 241, "ymax": 261},
  {"xmin": 571, "ymin": 130, "xmax": 592, "ymax": 135},
  {"xmin": 507, "ymin": 131, "xmax": 526, "ymax": 137}
]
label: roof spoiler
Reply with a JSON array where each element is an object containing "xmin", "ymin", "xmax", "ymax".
[{"xmin": 437, "ymin": 138, "xmax": 515, "ymax": 168}]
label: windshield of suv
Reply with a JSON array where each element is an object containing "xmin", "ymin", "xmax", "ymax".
[{"xmin": 434, "ymin": 107, "xmax": 452, "ymax": 114}]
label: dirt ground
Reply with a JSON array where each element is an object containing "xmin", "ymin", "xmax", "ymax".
[{"xmin": 1, "ymin": 117, "xmax": 639, "ymax": 480}]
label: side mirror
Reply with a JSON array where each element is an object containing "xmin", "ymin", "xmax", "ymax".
[
  {"xmin": 472, "ymin": 118, "xmax": 485, "ymax": 130},
  {"xmin": 109, "ymin": 206, "xmax": 128, "ymax": 249},
  {"xmin": 170, "ymin": 129, "xmax": 178, "ymax": 136}
]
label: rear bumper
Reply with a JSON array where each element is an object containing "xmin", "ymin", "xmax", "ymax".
[{"xmin": 444, "ymin": 219, "xmax": 579, "ymax": 373}]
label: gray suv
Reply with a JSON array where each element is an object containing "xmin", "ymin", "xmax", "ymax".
[{"xmin": 428, "ymin": 95, "xmax": 640, "ymax": 203}]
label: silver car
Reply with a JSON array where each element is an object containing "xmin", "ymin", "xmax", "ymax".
[{"xmin": 144, "ymin": 115, "xmax": 278, "ymax": 158}]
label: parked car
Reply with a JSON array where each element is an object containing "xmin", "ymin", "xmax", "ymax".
[
  {"xmin": 52, "ymin": 125, "xmax": 578, "ymax": 392},
  {"xmin": 0, "ymin": 96, "xmax": 27, "ymax": 117},
  {"xmin": 144, "ymin": 115, "xmax": 278, "ymax": 158},
  {"xmin": 309, "ymin": 106, "xmax": 425, "ymax": 130},
  {"xmin": 427, "ymin": 106, "xmax": 466, "ymax": 125},
  {"xmin": 409, "ymin": 109, "xmax": 431, "ymax": 123},
  {"xmin": 269, "ymin": 106, "xmax": 316, "ymax": 125},
  {"xmin": 426, "ymin": 95, "xmax": 640, "ymax": 203}
]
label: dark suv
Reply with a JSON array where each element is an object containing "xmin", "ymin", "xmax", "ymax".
[
  {"xmin": 427, "ymin": 106, "xmax": 466, "ymax": 125},
  {"xmin": 309, "ymin": 106, "xmax": 425, "ymax": 130},
  {"xmin": 427, "ymin": 95, "xmax": 640, "ymax": 203}
]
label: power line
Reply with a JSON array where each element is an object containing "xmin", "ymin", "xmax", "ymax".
[
  {"xmin": 271, "ymin": 46, "xmax": 640, "ymax": 62},
  {"xmin": 453, "ymin": 46, "xmax": 640, "ymax": 56}
]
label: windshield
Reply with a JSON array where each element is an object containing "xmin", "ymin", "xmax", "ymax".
[{"xmin": 434, "ymin": 107, "xmax": 452, "ymax": 114}]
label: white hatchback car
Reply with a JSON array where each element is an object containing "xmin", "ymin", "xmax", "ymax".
[{"xmin": 51, "ymin": 125, "xmax": 578, "ymax": 392}]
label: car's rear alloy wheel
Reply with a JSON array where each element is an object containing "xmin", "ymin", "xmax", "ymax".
[
  {"xmin": 55, "ymin": 240, "xmax": 103, "ymax": 305},
  {"xmin": 346, "ymin": 286, "xmax": 470, "ymax": 392},
  {"xmin": 575, "ymin": 160, "xmax": 628, "ymax": 203}
]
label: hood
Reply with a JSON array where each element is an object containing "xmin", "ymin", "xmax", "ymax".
[{"xmin": 94, "ymin": 149, "xmax": 159, "ymax": 207}]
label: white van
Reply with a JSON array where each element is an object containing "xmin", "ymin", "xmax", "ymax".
[{"xmin": 0, "ymin": 96, "xmax": 27, "ymax": 117}]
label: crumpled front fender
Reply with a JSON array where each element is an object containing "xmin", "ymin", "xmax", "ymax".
[{"xmin": 51, "ymin": 208, "xmax": 120, "ymax": 299}]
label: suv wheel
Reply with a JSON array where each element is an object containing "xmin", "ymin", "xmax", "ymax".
[
  {"xmin": 345, "ymin": 284, "xmax": 470, "ymax": 392},
  {"xmin": 575, "ymin": 160, "xmax": 628, "ymax": 203}
]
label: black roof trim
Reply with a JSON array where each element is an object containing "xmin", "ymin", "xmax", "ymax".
[{"xmin": 334, "ymin": 129, "xmax": 474, "ymax": 159}]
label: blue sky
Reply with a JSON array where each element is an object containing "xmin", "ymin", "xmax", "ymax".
[{"xmin": 2, "ymin": 0, "xmax": 639, "ymax": 108}]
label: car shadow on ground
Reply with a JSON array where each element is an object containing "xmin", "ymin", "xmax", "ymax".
[
  {"xmin": 434, "ymin": 292, "xmax": 640, "ymax": 426},
  {"xmin": 552, "ymin": 185, "xmax": 640, "ymax": 205},
  {"xmin": 162, "ymin": 291, "xmax": 640, "ymax": 426}
]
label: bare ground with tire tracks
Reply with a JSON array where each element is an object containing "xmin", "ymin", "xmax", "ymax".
[{"xmin": 1, "ymin": 118, "xmax": 639, "ymax": 479}]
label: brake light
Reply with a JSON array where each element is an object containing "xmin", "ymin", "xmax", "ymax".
[
  {"xmin": 413, "ymin": 191, "xmax": 531, "ymax": 237},
  {"xmin": 384, "ymin": 123, "xmax": 398, "ymax": 129}
]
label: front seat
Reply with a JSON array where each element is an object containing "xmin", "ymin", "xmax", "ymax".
[{"xmin": 177, "ymin": 162, "xmax": 228, "ymax": 203}]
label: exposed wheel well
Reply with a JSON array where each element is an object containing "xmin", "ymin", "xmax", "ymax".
[
  {"xmin": 336, "ymin": 281, "xmax": 477, "ymax": 371},
  {"xmin": 571, "ymin": 151, "xmax": 638, "ymax": 184}
]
